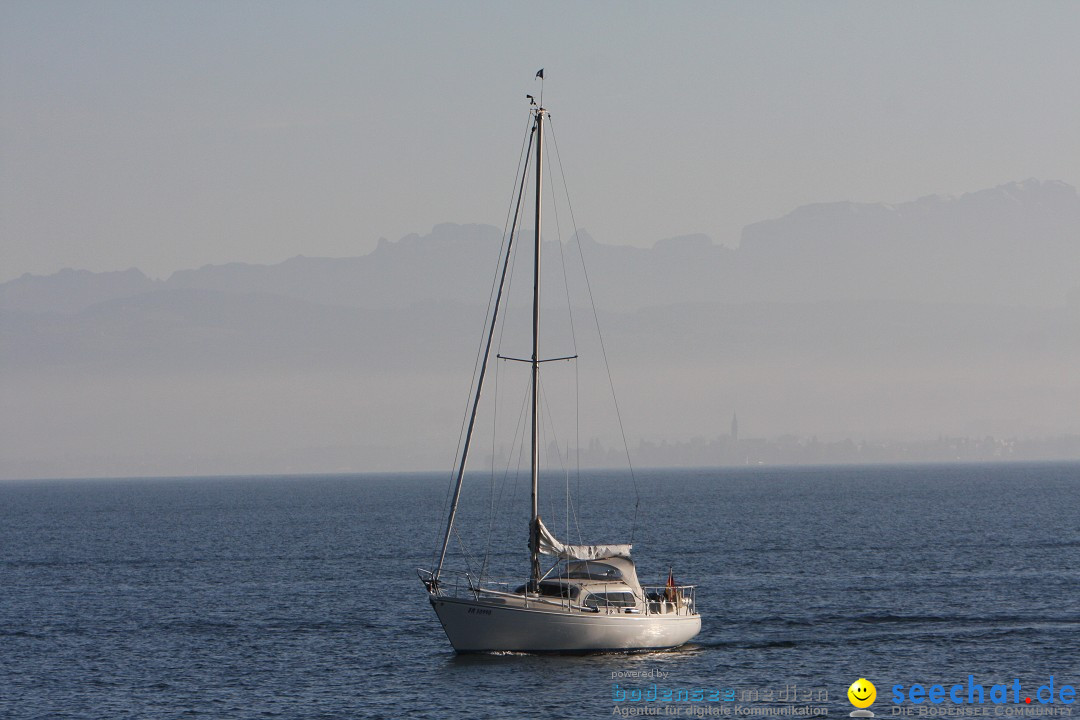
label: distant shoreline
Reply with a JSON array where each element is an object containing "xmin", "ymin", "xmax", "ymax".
[{"xmin": 3, "ymin": 456, "xmax": 1079, "ymax": 484}]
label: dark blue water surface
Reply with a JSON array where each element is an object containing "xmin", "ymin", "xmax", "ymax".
[{"xmin": 2, "ymin": 463, "xmax": 1078, "ymax": 719}]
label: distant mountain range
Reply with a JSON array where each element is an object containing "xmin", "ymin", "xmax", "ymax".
[
  {"xmin": 2, "ymin": 179, "xmax": 1078, "ymax": 478},
  {"xmin": 4, "ymin": 179, "xmax": 1078, "ymax": 316}
]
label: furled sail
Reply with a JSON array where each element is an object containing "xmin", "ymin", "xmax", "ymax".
[{"xmin": 532, "ymin": 517, "xmax": 632, "ymax": 561}]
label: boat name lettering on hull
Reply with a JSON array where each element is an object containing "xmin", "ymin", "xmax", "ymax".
[{"xmin": 466, "ymin": 607, "xmax": 492, "ymax": 616}]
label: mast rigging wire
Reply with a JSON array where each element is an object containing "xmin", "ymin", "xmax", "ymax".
[
  {"xmin": 432, "ymin": 113, "xmax": 536, "ymax": 577},
  {"xmin": 432, "ymin": 111, "xmax": 534, "ymax": 570}
]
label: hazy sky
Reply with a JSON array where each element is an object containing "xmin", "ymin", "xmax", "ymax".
[{"xmin": 3, "ymin": 0, "xmax": 1079, "ymax": 282}]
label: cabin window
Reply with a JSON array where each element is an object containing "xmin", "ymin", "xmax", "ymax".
[
  {"xmin": 538, "ymin": 582, "xmax": 578, "ymax": 600},
  {"xmin": 563, "ymin": 562, "xmax": 623, "ymax": 581},
  {"xmin": 583, "ymin": 591, "xmax": 636, "ymax": 609},
  {"xmin": 513, "ymin": 582, "xmax": 579, "ymax": 600}
]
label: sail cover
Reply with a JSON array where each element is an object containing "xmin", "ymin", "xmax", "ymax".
[{"xmin": 533, "ymin": 517, "xmax": 632, "ymax": 561}]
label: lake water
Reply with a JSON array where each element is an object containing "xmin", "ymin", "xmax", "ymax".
[{"xmin": 2, "ymin": 463, "xmax": 1078, "ymax": 719}]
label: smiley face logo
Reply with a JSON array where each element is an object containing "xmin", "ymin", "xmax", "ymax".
[{"xmin": 848, "ymin": 678, "xmax": 877, "ymax": 709}]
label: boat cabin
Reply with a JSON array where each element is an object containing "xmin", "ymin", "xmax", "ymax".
[{"xmin": 512, "ymin": 556, "xmax": 672, "ymax": 614}]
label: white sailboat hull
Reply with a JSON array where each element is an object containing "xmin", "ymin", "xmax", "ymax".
[{"xmin": 430, "ymin": 595, "xmax": 702, "ymax": 653}]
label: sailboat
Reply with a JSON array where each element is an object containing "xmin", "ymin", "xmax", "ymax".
[{"xmin": 418, "ymin": 82, "xmax": 701, "ymax": 653}]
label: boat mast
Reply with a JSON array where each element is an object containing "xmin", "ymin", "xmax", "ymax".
[{"xmin": 529, "ymin": 105, "xmax": 544, "ymax": 587}]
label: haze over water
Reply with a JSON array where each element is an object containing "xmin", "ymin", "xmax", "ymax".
[{"xmin": 3, "ymin": 4, "xmax": 1080, "ymax": 478}]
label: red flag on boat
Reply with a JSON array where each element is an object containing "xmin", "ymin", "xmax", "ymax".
[{"xmin": 666, "ymin": 567, "xmax": 677, "ymax": 603}]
